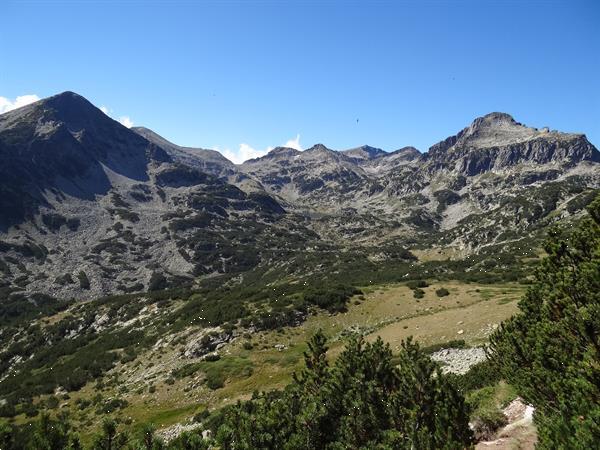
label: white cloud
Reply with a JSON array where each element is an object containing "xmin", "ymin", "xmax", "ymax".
[
  {"xmin": 283, "ymin": 134, "xmax": 302, "ymax": 150},
  {"xmin": 218, "ymin": 143, "xmax": 273, "ymax": 164},
  {"xmin": 99, "ymin": 104, "xmax": 133, "ymax": 128},
  {"xmin": 118, "ymin": 116, "xmax": 134, "ymax": 128},
  {"xmin": 0, "ymin": 94, "xmax": 40, "ymax": 114},
  {"xmin": 216, "ymin": 134, "xmax": 302, "ymax": 164}
]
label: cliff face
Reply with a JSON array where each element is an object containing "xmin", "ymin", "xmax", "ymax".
[{"xmin": 425, "ymin": 112, "xmax": 598, "ymax": 175}]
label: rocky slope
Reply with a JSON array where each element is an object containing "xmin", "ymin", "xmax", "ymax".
[
  {"xmin": 240, "ymin": 112, "xmax": 599, "ymax": 245},
  {"xmin": 0, "ymin": 92, "xmax": 598, "ymax": 301},
  {"xmin": 0, "ymin": 92, "xmax": 317, "ymax": 299}
]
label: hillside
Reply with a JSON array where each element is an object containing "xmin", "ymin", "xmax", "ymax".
[
  {"xmin": 0, "ymin": 92, "xmax": 598, "ymax": 446},
  {"xmin": 0, "ymin": 93, "xmax": 597, "ymax": 303}
]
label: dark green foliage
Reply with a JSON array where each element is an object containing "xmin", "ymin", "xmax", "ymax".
[
  {"xmin": 470, "ymin": 408, "xmax": 508, "ymax": 442},
  {"xmin": 0, "ymin": 324, "xmax": 148, "ymax": 401},
  {"xmin": 77, "ymin": 271, "xmax": 91, "ymax": 290},
  {"xmin": 434, "ymin": 189, "xmax": 461, "ymax": 212},
  {"xmin": 155, "ymin": 164, "xmax": 214, "ymax": 187},
  {"xmin": 0, "ymin": 292, "xmax": 69, "ymax": 327},
  {"xmin": 148, "ymin": 272, "xmax": 168, "ymax": 291},
  {"xmin": 172, "ymin": 363, "xmax": 202, "ymax": 379},
  {"xmin": 91, "ymin": 239, "xmax": 127, "ymax": 255},
  {"xmin": 215, "ymin": 332, "xmax": 472, "ymax": 449},
  {"xmin": 435, "ymin": 287, "xmax": 450, "ymax": 297},
  {"xmin": 490, "ymin": 194, "xmax": 600, "ymax": 448},
  {"xmin": 110, "ymin": 193, "xmax": 130, "ymax": 208},
  {"xmin": 136, "ymin": 423, "xmax": 166, "ymax": 450},
  {"xmin": 406, "ymin": 279, "xmax": 428, "ymax": 289},
  {"xmin": 41, "ymin": 213, "xmax": 68, "ymax": 232},
  {"xmin": 55, "ymin": 273, "xmax": 75, "ymax": 285},
  {"xmin": 297, "ymin": 177, "xmax": 324, "ymax": 193},
  {"xmin": 109, "ymin": 208, "xmax": 140, "ymax": 223},
  {"xmin": 0, "ymin": 240, "xmax": 47, "ymax": 260},
  {"xmin": 0, "ymin": 420, "xmax": 15, "ymax": 449},
  {"xmin": 303, "ymin": 285, "xmax": 362, "ymax": 312},
  {"xmin": 413, "ymin": 288, "xmax": 425, "ymax": 299},
  {"xmin": 449, "ymin": 359, "xmax": 501, "ymax": 393},
  {"xmin": 45, "ymin": 395, "xmax": 59, "ymax": 409},
  {"xmin": 565, "ymin": 189, "xmax": 598, "ymax": 214},
  {"xmin": 205, "ymin": 372, "xmax": 225, "ymax": 390},
  {"xmin": 91, "ymin": 418, "xmax": 128, "ymax": 450},
  {"xmin": 167, "ymin": 430, "xmax": 210, "ymax": 449},
  {"xmin": 129, "ymin": 185, "xmax": 153, "ymax": 203},
  {"xmin": 96, "ymin": 397, "xmax": 128, "ymax": 414},
  {"xmin": 26, "ymin": 412, "xmax": 81, "ymax": 450},
  {"xmin": 204, "ymin": 353, "xmax": 220, "ymax": 362},
  {"xmin": 246, "ymin": 192, "xmax": 285, "ymax": 215}
]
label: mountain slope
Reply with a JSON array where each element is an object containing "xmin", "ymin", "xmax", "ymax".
[
  {"xmin": 0, "ymin": 93, "xmax": 314, "ymax": 299},
  {"xmin": 238, "ymin": 112, "xmax": 598, "ymax": 245},
  {"xmin": 132, "ymin": 126, "xmax": 235, "ymax": 177},
  {"xmin": 0, "ymin": 92, "xmax": 170, "ymax": 229},
  {"xmin": 0, "ymin": 92, "xmax": 598, "ymax": 301},
  {"xmin": 0, "ymin": 92, "xmax": 598, "ymax": 441}
]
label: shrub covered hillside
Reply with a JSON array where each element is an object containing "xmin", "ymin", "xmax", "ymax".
[
  {"xmin": 213, "ymin": 332, "xmax": 472, "ymax": 449},
  {"xmin": 0, "ymin": 332, "xmax": 472, "ymax": 449},
  {"xmin": 490, "ymin": 193, "xmax": 600, "ymax": 448}
]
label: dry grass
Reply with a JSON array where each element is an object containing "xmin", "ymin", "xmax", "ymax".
[{"xmin": 60, "ymin": 280, "xmax": 526, "ymax": 437}]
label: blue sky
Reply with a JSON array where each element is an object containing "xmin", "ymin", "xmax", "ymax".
[{"xmin": 1, "ymin": 0, "xmax": 599, "ymax": 163}]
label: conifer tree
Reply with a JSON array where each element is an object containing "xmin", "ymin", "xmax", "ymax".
[
  {"xmin": 490, "ymin": 194, "xmax": 600, "ymax": 448},
  {"xmin": 216, "ymin": 332, "xmax": 472, "ymax": 449}
]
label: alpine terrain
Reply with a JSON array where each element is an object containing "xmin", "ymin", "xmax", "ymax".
[{"xmin": 0, "ymin": 92, "xmax": 598, "ymax": 448}]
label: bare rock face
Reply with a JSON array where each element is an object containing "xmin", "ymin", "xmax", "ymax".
[
  {"xmin": 0, "ymin": 92, "xmax": 311, "ymax": 299},
  {"xmin": 183, "ymin": 329, "xmax": 234, "ymax": 358},
  {"xmin": 0, "ymin": 91, "xmax": 598, "ymax": 301},
  {"xmin": 426, "ymin": 112, "xmax": 599, "ymax": 175},
  {"xmin": 342, "ymin": 145, "xmax": 387, "ymax": 161}
]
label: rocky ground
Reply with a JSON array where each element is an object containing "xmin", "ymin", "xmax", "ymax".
[
  {"xmin": 430, "ymin": 346, "xmax": 488, "ymax": 374},
  {"xmin": 476, "ymin": 398, "xmax": 537, "ymax": 449}
]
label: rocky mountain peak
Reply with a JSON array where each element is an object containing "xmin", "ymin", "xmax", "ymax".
[
  {"xmin": 453, "ymin": 111, "xmax": 537, "ymax": 149},
  {"xmin": 307, "ymin": 143, "xmax": 333, "ymax": 153},
  {"xmin": 342, "ymin": 145, "xmax": 387, "ymax": 161},
  {"xmin": 425, "ymin": 110, "xmax": 598, "ymax": 173},
  {"xmin": 0, "ymin": 91, "xmax": 598, "ymax": 302},
  {"xmin": 389, "ymin": 146, "xmax": 420, "ymax": 159},
  {"xmin": 44, "ymin": 90, "xmax": 92, "ymax": 109},
  {"xmin": 38, "ymin": 91, "xmax": 116, "ymax": 133},
  {"xmin": 470, "ymin": 112, "xmax": 517, "ymax": 129}
]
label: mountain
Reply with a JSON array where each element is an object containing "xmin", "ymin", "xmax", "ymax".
[
  {"xmin": 0, "ymin": 92, "xmax": 315, "ymax": 299},
  {"xmin": 132, "ymin": 126, "xmax": 235, "ymax": 178},
  {"xmin": 0, "ymin": 92, "xmax": 170, "ymax": 229},
  {"xmin": 342, "ymin": 145, "xmax": 388, "ymax": 161},
  {"xmin": 425, "ymin": 112, "xmax": 599, "ymax": 175},
  {"xmin": 0, "ymin": 92, "xmax": 599, "ymax": 441},
  {"xmin": 240, "ymin": 143, "xmax": 375, "ymax": 211},
  {"xmin": 0, "ymin": 92, "xmax": 598, "ymax": 301},
  {"xmin": 237, "ymin": 116, "xmax": 598, "ymax": 244}
]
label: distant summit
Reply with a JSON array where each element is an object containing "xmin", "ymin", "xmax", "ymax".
[{"xmin": 343, "ymin": 145, "xmax": 387, "ymax": 161}]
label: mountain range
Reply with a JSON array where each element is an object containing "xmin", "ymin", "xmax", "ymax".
[{"xmin": 0, "ymin": 91, "xmax": 598, "ymax": 300}]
